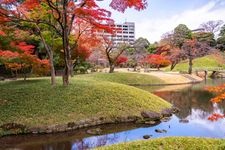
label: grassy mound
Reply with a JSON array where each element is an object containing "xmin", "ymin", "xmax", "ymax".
[
  {"xmin": 0, "ymin": 77, "xmax": 171, "ymax": 135},
  {"xmin": 165, "ymin": 54, "xmax": 225, "ymax": 72},
  {"xmin": 76, "ymin": 72, "xmax": 165, "ymax": 85},
  {"xmin": 99, "ymin": 137, "xmax": 225, "ymax": 150}
]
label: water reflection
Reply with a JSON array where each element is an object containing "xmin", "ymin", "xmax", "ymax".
[
  {"xmin": 1, "ymin": 79, "xmax": 225, "ymax": 150},
  {"xmin": 72, "ymin": 134, "xmax": 119, "ymax": 150},
  {"xmin": 154, "ymin": 89, "xmax": 216, "ymax": 119}
]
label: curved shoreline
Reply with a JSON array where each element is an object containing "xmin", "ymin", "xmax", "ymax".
[
  {"xmin": 0, "ymin": 107, "xmax": 179, "ymax": 137},
  {"xmin": 128, "ymin": 81, "xmax": 201, "ymax": 86}
]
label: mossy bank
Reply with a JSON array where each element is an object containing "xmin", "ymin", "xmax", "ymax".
[
  {"xmin": 165, "ymin": 54, "xmax": 225, "ymax": 72},
  {"xmin": 0, "ymin": 73, "xmax": 171, "ymax": 136},
  {"xmin": 98, "ymin": 137, "xmax": 225, "ymax": 150}
]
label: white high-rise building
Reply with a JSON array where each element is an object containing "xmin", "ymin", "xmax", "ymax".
[
  {"xmin": 113, "ymin": 22, "xmax": 135, "ymax": 46},
  {"xmin": 98, "ymin": 22, "xmax": 135, "ymax": 47}
]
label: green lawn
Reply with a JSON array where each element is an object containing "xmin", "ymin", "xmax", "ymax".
[
  {"xmin": 165, "ymin": 55, "xmax": 225, "ymax": 72},
  {"xmin": 76, "ymin": 72, "xmax": 165, "ymax": 85},
  {"xmin": 0, "ymin": 73, "xmax": 171, "ymax": 136},
  {"xmin": 98, "ymin": 137, "xmax": 225, "ymax": 150}
]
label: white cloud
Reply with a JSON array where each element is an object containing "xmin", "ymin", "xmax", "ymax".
[{"xmin": 136, "ymin": 0, "xmax": 225, "ymax": 43}]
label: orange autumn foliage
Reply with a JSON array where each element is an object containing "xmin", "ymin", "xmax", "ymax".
[
  {"xmin": 205, "ymin": 84, "xmax": 225, "ymax": 103},
  {"xmin": 0, "ymin": 42, "xmax": 50, "ymax": 76},
  {"xmin": 144, "ymin": 54, "xmax": 171, "ymax": 69},
  {"xmin": 205, "ymin": 84, "xmax": 225, "ymax": 121}
]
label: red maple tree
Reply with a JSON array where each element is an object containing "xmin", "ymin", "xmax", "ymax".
[
  {"xmin": 116, "ymin": 56, "xmax": 128, "ymax": 66},
  {"xmin": 144, "ymin": 54, "xmax": 171, "ymax": 70},
  {"xmin": 0, "ymin": 42, "xmax": 50, "ymax": 80},
  {"xmin": 0, "ymin": 0, "xmax": 147, "ymax": 85}
]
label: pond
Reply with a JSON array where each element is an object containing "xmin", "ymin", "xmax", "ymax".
[{"xmin": 1, "ymin": 79, "xmax": 225, "ymax": 150}]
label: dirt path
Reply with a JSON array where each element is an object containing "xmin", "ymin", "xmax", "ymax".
[
  {"xmin": 115, "ymin": 68, "xmax": 204, "ymax": 84},
  {"xmin": 143, "ymin": 72, "xmax": 203, "ymax": 84}
]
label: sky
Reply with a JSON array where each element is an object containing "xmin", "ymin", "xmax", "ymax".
[{"xmin": 98, "ymin": 0, "xmax": 225, "ymax": 43}]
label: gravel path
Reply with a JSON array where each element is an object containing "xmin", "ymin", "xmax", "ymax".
[{"xmin": 115, "ymin": 68, "xmax": 204, "ymax": 84}]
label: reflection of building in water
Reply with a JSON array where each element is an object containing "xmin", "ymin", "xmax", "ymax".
[{"xmin": 74, "ymin": 134, "xmax": 119, "ymax": 149}]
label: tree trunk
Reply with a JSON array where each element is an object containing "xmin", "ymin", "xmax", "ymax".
[
  {"xmin": 133, "ymin": 63, "xmax": 137, "ymax": 71},
  {"xmin": 70, "ymin": 60, "xmax": 74, "ymax": 77},
  {"xmin": 36, "ymin": 25, "xmax": 56, "ymax": 86},
  {"xmin": 62, "ymin": 36, "xmax": 70, "ymax": 86},
  {"xmin": 188, "ymin": 58, "xmax": 193, "ymax": 74},
  {"xmin": 62, "ymin": 3, "xmax": 70, "ymax": 86},
  {"xmin": 134, "ymin": 66, "xmax": 137, "ymax": 71},
  {"xmin": 23, "ymin": 68, "xmax": 27, "ymax": 81},
  {"xmin": 109, "ymin": 64, "xmax": 115, "ymax": 73},
  {"xmin": 63, "ymin": 65, "xmax": 70, "ymax": 86},
  {"xmin": 49, "ymin": 52, "xmax": 56, "ymax": 86},
  {"xmin": 170, "ymin": 62, "xmax": 177, "ymax": 71}
]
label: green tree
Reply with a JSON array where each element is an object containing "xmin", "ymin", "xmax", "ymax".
[
  {"xmin": 217, "ymin": 37, "xmax": 225, "ymax": 51},
  {"xmin": 173, "ymin": 24, "xmax": 192, "ymax": 48},
  {"xmin": 126, "ymin": 37, "xmax": 149, "ymax": 69},
  {"xmin": 147, "ymin": 42, "xmax": 158, "ymax": 54},
  {"xmin": 219, "ymin": 24, "xmax": 225, "ymax": 36},
  {"xmin": 217, "ymin": 24, "xmax": 225, "ymax": 51},
  {"xmin": 192, "ymin": 32, "xmax": 216, "ymax": 47}
]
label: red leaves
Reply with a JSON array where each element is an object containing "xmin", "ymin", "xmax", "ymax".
[
  {"xmin": 0, "ymin": 41, "xmax": 50, "ymax": 75},
  {"xmin": 0, "ymin": 30, "xmax": 6, "ymax": 36},
  {"xmin": 144, "ymin": 54, "xmax": 171, "ymax": 68},
  {"xmin": 110, "ymin": 0, "xmax": 147, "ymax": 12},
  {"xmin": 208, "ymin": 113, "xmax": 225, "ymax": 121},
  {"xmin": 116, "ymin": 56, "xmax": 128, "ymax": 65},
  {"xmin": 21, "ymin": 0, "xmax": 40, "ymax": 10},
  {"xmin": 16, "ymin": 42, "xmax": 34, "ymax": 54},
  {"xmin": 0, "ymin": 50, "xmax": 19, "ymax": 58},
  {"xmin": 76, "ymin": 44, "xmax": 92, "ymax": 60}
]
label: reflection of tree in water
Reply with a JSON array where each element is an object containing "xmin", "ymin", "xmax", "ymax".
[
  {"xmin": 74, "ymin": 133, "xmax": 119, "ymax": 150},
  {"xmin": 42, "ymin": 142, "xmax": 72, "ymax": 150},
  {"xmin": 154, "ymin": 88, "xmax": 225, "ymax": 119}
]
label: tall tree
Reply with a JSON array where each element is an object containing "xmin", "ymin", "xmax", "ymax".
[
  {"xmin": 181, "ymin": 39, "xmax": 212, "ymax": 74},
  {"xmin": 144, "ymin": 54, "xmax": 170, "ymax": 70},
  {"xmin": 147, "ymin": 42, "xmax": 157, "ymax": 54},
  {"xmin": 219, "ymin": 24, "xmax": 225, "ymax": 36},
  {"xmin": 0, "ymin": 41, "xmax": 50, "ymax": 80},
  {"xmin": 216, "ymin": 36, "xmax": 225, "ymax": 51},
  {"xmin": 101, "ymin": 36, "xmax": 129, "ymax": 73},
  {"xmin": 0, "ymin": 2, "xmax": 59, "ymax": 85},
  {"xmin": 126, "ymin": 37, "xmax": 149, "ymax": 69},
  {"xmin": 0, "ymin": 0, "xmax": 147, "ymax": 86},
  {"xmin": 173, "ymin": 24, "xmax": 192, "ymax": 48},
  {"xmin": 200, "ymin": 20, "xmax": 224, "ymax": 34},
  {"xmin": 192, "ymin": 31, "xmax": 216, "ymax": 47},
  {"xmin": 216, "ymin": 24, "xmax": 225, "ymax": 51},
  {"xmin": 160, "ymin": 24, "xmax": 214, "ymax": 72},
  {"xmin": 70, "ymin": 19, "xmax": 102, "ymax": 76}
]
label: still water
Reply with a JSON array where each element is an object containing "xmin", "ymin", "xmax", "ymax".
[{"xmin": 1, "ymin": 79, "xmax": 225, "ymax": 150}]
